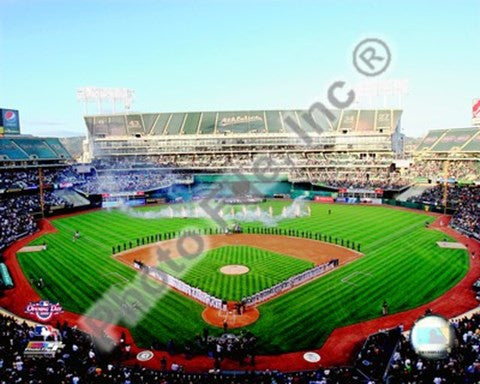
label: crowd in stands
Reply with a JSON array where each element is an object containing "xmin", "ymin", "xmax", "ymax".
[
  {"xmin": 288, "ymin": 154, "xmax": 411, "ymax": 189},
  {"xmin": 356, "ymin": 327, "xmax": 402, "ymax": 382},
  {"xmin": 451, "ymin": 187, "xmax": 480, "ymax": 238},
  {"xmin": 408, "ymin": 159, "xmax": 479, "ymax": 182},
  {"xmin": 1, "ymin": 158, "xmax": 478, "ymax": 252},
  {"xmin": 0, "ymin": 313, "xmax": 361, "ymax": 383},
  {"xmin": 308, "ymin": 171, "xmax": 410, "ymax": 190},
  {"xmin": 408, "ymin": 184, "xmax": 480, "ymax": 238},
  {"xmin": 383, "ymin": 313, "xmax": 480, "ymax": 383},
  {"xmin": 0, "ymin": 165, "xmax": 189, "ymax": 195},
  {"xmin": 0, "ymin": 167, "xmax": 80, "ymax": 191},
  {"xmin": 0, "ymin": 192, "xmax": 69, "ymax": 250},
  {"xmin": 78, "ymin": 172, "xmax": 174, "ymax": 194},
  {"xmin": 1, "ymin": 156, "xmax": 477, "ymax": 194},
  {"xmin": 0, "ymin": 196, "xmax": 37, "ymax": 250},
  {"xmin": 8, "ymin": 307, "xmax": 480, "ymax": 383}
]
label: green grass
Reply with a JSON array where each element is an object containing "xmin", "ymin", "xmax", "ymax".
[
  {"xmin": 158, "ymin": 245, "xmax": 313, "ymax": 301},
  {"xmin": 17, "ymin": 202, "xmax": 469, "ymax": 353}
]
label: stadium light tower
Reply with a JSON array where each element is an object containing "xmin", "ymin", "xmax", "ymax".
[
  {"xmin": 353, "ymin": 79, "xmax": 409, "ymax": 109},
  {"xmin": 77, "ymin": 87, "xmax": 135, "ymax": 115}
]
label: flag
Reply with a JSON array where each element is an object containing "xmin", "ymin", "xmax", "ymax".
[{"xmin": 473, "ymin": 99, "xmax": 480, "ymax": 118}]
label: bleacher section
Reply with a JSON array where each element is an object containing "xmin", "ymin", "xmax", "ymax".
[
  {"xmin": 0, "ymin": 139, "xmax": 29, "ymax": 160},
  {"xmin": 265, "ymin": 111, "xmax": 282, "ymax": 133},
  {"xmin": 463, "ymin": 131, "xmax": 480, "ymax": 152},
  {"xmin": 182, "ymin": 112, "xmax": 201, "ymax": 134},
  {"xmin": 0, "ymin": 137, "xmax": 72, "ymax": 163},
  {"xmin": 416, "ymin": 129, "xmax": 449, "ymax": 151},
  {"xmin": 411, "ymin": 127, "xmax": 480, "ymax": 183},
  {"xmin": 430, "ymin": 127, "xmax": 479, "ymax": 152},
  {"xmin": 416, "ymin": 127, "xmax": 480, "ymax": 153},
  {"xmin": 86, "ymin": 109, "xmax": 402, "ymax": 138},
  {"xmin": 198, "ymin": 112, "xmax": 216, "ymax": 134}
]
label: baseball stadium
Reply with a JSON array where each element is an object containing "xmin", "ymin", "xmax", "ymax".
[
  {"xmin": 1, "ymin": 1, "xmax": 480, "ymax": 383},
  {"xmin": 1, "ymin": 102, "xmax": 480, "ymax": 382}
]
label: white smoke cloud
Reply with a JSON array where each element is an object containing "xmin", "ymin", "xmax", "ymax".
[{"xmin": 118, "ymin": 197, "xmax": 311, "ymax": 227}]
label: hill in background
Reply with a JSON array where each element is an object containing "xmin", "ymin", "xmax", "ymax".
[{"xmin": 59, "ymin": 136, "xmax": 85, "ymax": 161}]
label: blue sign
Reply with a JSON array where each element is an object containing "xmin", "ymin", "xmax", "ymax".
[{"xmin": 0, "ymin": 108, "xmax": 20, "ymax": 135}]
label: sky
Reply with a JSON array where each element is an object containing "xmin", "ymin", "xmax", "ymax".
[{"xmin": 0, "ymin": 0, "xmax": 479, "ymax": 138}]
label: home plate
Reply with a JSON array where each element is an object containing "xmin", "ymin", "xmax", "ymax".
[
  {"xmin": 303, "ymin": 352, "xmax": 321, "ymax": 363},
  {"xmin": 436, "ymin": 242, "xmax": 467, "ymax": 250}
]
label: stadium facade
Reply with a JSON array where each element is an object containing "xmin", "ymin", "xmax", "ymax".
[
  {"xmin": 83, "ymin": 109, "xmax": 405, "ymax": 186},
  {"xmin": 84, "ymin": 108, "xmax": 404, "ymax": 157}
]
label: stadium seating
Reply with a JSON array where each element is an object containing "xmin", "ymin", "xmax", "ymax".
[
  {"xmin": 416, "ymin": 129, "xmax": 449, "ymax": 151},
  {"xmin": 87, "ymin": 109, "xmax": 402, "ymax": 137},
  {"xmin": 182, "ymin": 112, "xmax": 201, "ymax": 134},
  {"xmin": 150, "ymin": 113, "xmax": 171, "ymax": 135},
  {"xmin": 417, "ymin": 127, "xmax": 480, "ymax": 152},
  {"xmin": 430, "ymin": 127, "xmax": 479, "ymax": 152},
  {"xmin": 166, "ymin": 113, "xmax": 186, "ymax": 135},
  {"xmin": 14, "ymin": 138, "xmax": 58, "ymax": 159},
  {"xmin": 264, "ymin": 110, "xmax": 283, "ymax": 133},
  {"xmin": 198, "ymin": 112, "xmax": 216, "ymax": 134},
  {"xmin": 0, "ymin": 312, "xmax": 361, "ymax": 383},
  {"xmin": 0, "ymin": 139, "xmax": 30, "ymax": 160},
  {"xmin": 0, "ymin": 137, "xmax": 71, "ymax": 162},
  {"xmin": 43, "ymin": 138, "xmax": 71, "ymax": 159},
  {"xmin": 462, "ymin": 131, "xmax": 480, "ymax": 152},
  {"xmin": 408, "ymin": 184, "xmax": 480, "ymax": 238}
]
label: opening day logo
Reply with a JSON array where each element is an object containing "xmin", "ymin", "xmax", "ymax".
[{"xmin": 25, "ymin": 301, "xmax": 63, "ymax": 322}]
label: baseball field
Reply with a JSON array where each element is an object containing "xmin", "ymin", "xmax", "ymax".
[
  {"xmin": 17, "ymin": 201, "xmax": 469, "ymax": 353},
  {"xmin": 157, "ymin": 245, "xmax": 314, "ymax": 301}
]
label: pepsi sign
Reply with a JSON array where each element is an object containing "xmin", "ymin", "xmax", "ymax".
[{"xmin": 0, "ymin": 108, "xmax": 20, "ymax": 135}]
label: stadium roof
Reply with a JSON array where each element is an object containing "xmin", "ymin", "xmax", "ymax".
[
  {"xmin": 85, "ymin": 109, "xmax": 402, "ymax": 137},
  {"xmin": 416, "ymin": 127, "xmax": 480, "ymax": 153},
  {"xmin": 0, "ymin": 136, "xmax": 72, "ymax": 162}
]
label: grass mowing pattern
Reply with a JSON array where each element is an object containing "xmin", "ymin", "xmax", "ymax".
[
  {"xmin": 17, "ymin": 202, "xmax": 469, "ymax": 353},
  {"xmin": 158, "ymin": 245, "xmax": 313, "ymax": 301}
]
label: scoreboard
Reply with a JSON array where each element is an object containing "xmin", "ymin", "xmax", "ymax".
[{"xmin": 101, "ymin": 191, "xmax": 146, "ymax": 208}]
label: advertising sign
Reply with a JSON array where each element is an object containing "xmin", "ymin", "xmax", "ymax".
[{"xmin": 0, "ymin": 108, "xmax": 21, "ymax": 136}]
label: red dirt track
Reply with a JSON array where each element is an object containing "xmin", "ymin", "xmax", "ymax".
[{"xmin": 1, "ymin": 214, "xmax": 479, "ymax": 372}]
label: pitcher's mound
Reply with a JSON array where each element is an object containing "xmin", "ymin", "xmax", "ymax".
[{"xmin": 220, "ymin": 265, "xmax": 249, "ymax": 275}]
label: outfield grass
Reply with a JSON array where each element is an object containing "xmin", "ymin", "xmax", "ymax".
[
  {"xmin": 17, "ymin": 202, "xmax": 469, "ymax": 353},
  {"xmin": 158, "ymin": 245, "xmax": 313, "ymax": 301}
]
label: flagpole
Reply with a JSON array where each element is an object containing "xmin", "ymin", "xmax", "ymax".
[
  {"xmin": 443, "ymin": 161, "xmax": 449, "ymax": 216},
  {"xmin": 38, "ymin": 167, "xmax": 45, "ymax": 218}
]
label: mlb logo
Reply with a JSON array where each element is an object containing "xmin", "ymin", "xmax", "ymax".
[{"xmin": 34, "ymin": 325, "xmax": 59, "ymax": 338}]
